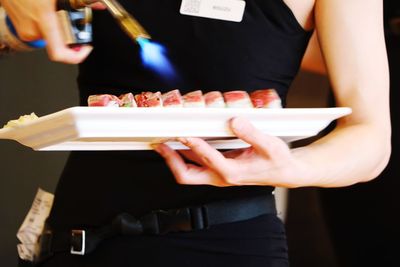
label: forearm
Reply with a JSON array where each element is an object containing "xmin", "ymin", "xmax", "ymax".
[
  {"xmin": 291, "ymin": 0, "xmax": 391, "ymax": 188},
  {"xmin": 292, "ymin": 121, "xmax": 391, "ymax": 188}
]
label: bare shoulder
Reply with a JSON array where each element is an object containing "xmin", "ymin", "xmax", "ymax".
[{"xmin": 283, "ymin": 0, "xmax": 315, "ymax": 30}]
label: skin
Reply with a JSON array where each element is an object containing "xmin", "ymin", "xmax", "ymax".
[
  {"xmin": 0, "ymin": 0, "xmax": 105, "ymax": 63},
  {"xmin": 1, "ymin": 0, "xmax": 390, "ymax": 188},
  {"xmin": 154, "ymin": 0, "xmax": 391, "ymax": 188}
]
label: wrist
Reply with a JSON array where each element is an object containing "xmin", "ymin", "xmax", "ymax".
[{"xmin": 287, "ymin": 146, "xmax": 322, "ymax": 188}]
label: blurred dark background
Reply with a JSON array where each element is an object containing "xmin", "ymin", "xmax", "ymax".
[{"xmin": 0, "ymin": 50, "xmax": 78, "ymax": 266}]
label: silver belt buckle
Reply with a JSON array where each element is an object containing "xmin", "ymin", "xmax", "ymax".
[{"xmin": 70, "ymin": 230, "xmax": 86, "ymax": 256}]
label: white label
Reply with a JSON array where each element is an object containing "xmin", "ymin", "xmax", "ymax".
[
  {"xmin": 16, "ymin": 188, "xmax": 54, "ymax": 261},
  {"xmin": 180, "ymin": 0, "xmax": 246, "ymax": 22}
]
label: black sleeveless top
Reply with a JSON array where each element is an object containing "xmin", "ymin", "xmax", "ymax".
[{"xmin": 49, "ymin": 0, "xmax": 311, "ymax": 230}]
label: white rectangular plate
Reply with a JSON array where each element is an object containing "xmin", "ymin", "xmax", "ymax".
[{"xmin": 0, "ymin": 107, "xmax": 351, "ymax": 151}]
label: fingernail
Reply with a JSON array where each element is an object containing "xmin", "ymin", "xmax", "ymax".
[
  {"xmin": 178, "ymin": 138, "xmax": 189, "ymax": 146},
  {"xmin": 151, "ymin": 143, "xmax": 162, "ymax": 153},
  {"xmin": 71, "ymin": 46, "xmax": 82, "ymax": 52},
  {"xmin": 80, "ymin": 46, "xmax": 93, "ymax": 55},
  {"xmin": 231, "ymin": 117, "xmax": 246, "ymax": 131}
]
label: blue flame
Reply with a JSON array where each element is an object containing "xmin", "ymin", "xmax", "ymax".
[{"xmin": 137, "ymin": 37, "xmax": 178, "ymax": 83}]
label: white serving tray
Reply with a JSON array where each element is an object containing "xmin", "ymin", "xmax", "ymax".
[{"xmin": 0, "ymin": 107, "xmax": 351, "ymax": 151}]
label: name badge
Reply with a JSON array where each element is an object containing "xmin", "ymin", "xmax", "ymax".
[{"xmin": 180, "ymin": 0, "xmax": 246, "ymax": 22}]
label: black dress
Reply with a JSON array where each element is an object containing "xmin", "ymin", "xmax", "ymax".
[{"xmin": 23, "ymin": 1, "xmax": 311, "ymax": 266}]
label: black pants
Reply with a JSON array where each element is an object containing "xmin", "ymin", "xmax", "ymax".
[
  {"xmin": 19, "ymin": 214, "xmax": 289, "ymax": 267},
  {"xmin": 318, "ymin": 33, "xmax": 400, "ymax": 267}
]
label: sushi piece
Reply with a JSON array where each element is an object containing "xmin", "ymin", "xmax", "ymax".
[
  {"xmin": 119, "ymin": 93, "xmax": 137, "ymax": 107},
  {"xmin": 250, "ymin": 89, "xmax": 282, "ymax": 108},
  {"xmin": 162, "ymin": 89, "xmax": 183, "ymax": 108},
  {"xmin": 183, "ymin": 90, "xmax": 206, "ymax": 108},
  {"xmin": 204, "ymin": 91, "xmax": 226, "ymax": 108},
  {"xmin": 223, "ymin": 91, "xmax": 253, "ymax": 108},
  {"xmin": 135, "ymin": 91, "xmax": 163, "ymax": 107},
  {"xmin": 88, "ymin": 94, "xmax": 121, "ymax": 107}
]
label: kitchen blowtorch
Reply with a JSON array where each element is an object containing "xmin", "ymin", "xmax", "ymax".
[
  {"xmin": 57, "ymin": 0, "xmax": 175, "ymax": 81},
  {"xmin": 57, "ymin": 0, "xmax": 151, "ymax": 42},
  {"xmin": 1, "ymin": 0, "xmax": 175, "ymax": 83}
]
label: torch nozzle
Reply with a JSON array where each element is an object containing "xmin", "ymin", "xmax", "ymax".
[{"xmin": 102, "ymin": 0, "xmax": 151, "ymax": 41}]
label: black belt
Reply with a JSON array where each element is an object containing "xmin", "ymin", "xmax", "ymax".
[{"xmin": 35, "ymin": 194, "xmax": 276, "ymax": 263}]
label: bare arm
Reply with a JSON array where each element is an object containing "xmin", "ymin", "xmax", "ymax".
[
  {"xmin": 154, "ymin": 0, "xmax": 391, "ymax": 188},
  {"xmin": 293, "ymin": 0, "xmax": 391, "ymax": 186}
]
